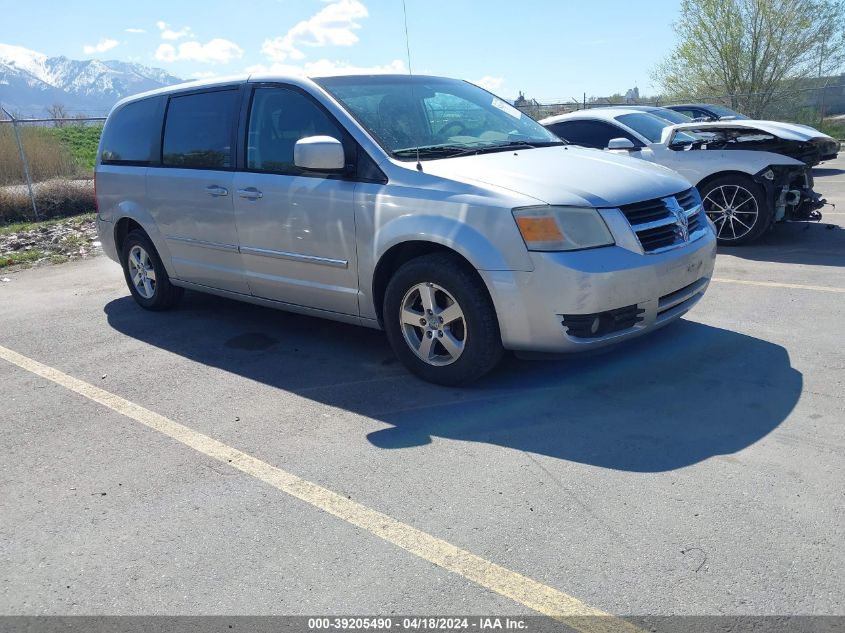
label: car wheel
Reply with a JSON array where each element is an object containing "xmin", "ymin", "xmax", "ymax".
[
  {"xmin": 121, "ymin": 230, "xmax": 183, "ymax": 310},
  {"xmin": 700, "ymin": 175, "xmax": 770, "ymax": 245},
  {"xmin": 383, "ymin": 253, "xmax": 504, "ymax": 385}
]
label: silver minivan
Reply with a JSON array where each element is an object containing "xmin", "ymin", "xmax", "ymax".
[{"xmin": 96, "ymin": 74, "xmax": 717, "ymax": 385}]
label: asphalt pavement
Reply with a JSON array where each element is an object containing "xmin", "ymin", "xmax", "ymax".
[{"xmin": 1, "ymin": 157, "xmax": 843, "ymax": 625}]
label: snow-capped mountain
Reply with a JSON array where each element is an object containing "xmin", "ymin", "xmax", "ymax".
[{"xmin": 0, "ymin": 43, "xmax": 182, "ymax": 116}]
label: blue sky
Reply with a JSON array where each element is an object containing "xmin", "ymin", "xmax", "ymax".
[{"xmin": 3, "ymin": 0, "xmax": 684, "ymax": 100}]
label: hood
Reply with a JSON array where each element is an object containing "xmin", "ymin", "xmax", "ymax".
[
  {"xmin": 748, "ymin": 120, "xmax": 832, "ymax": 140},
  {"xmin": 419, "ymin": 145, "xmax": 692, "ymax": 207},
  {"xmin": 659, "ymin": 120, "xmax": 832, "ymax": 166},
  {"xmin": 663, "ymin": 119, "xmax": 824, "ymax": 143}
]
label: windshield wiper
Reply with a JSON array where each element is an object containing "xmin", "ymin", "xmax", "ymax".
[
  {"xmin": 449, "ymin": 140, "xmax": 567, "ymax": 158},
  {"xmin": 393, "ymin": 140, "xmax": 566, "ymax": 160},
  {"xmin": 393, "ymin": 144, "xmax": 469, "ymax": 158}
]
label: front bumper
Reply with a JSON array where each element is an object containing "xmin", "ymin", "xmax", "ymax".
[
  {"xmin": 817, "ymin": 138, "xmax": 840, "ymax": 162},
  {"xmin": 480, "ymin": 230, "xmax": 717, "ymax": 353},
  {"xmin": 754, "ymin": 165, "xmax": 825, "ymax": 222}
]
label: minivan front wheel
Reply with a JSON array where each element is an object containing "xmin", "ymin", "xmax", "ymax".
[
  {"xmin": 121, "ymin": 230, "xmax": 183, "ymax": 310},
  {"xmin": 384, "ymin": 253, "xmax": 503, "ymax": 385}
]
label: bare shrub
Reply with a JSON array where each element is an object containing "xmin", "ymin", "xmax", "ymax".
[
  {"xmin": 0, "ymin": 179, "xmax": 95, "ymax": 223},
  {"xmin": 0, "ymin": 126, "xmax": 78, "ymax": 186}
]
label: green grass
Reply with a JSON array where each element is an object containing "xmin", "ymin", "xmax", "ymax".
[
  {"xmin": 42, "ymin": 126, "xmax": 102, "ymax": 172},
  {"xmin": 0, "ymin": 212, "xmax": 96, "ymax": 236},
  {"xmin": 817, "ymin": 120, "xmax": 845, "ymax": 139},
  {"xmin": 0, "ymin": 249, "xmax": 49, "ymax": 269}
]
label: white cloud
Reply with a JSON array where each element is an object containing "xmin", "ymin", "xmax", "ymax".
[
  {"xmin": 246, "ymin": 58, "xmax": 405, "ymax": 77},
  {"xmin": 471, "ymin": 76, "xmax": 505, "ymax": 92},
  {"xmin": 262, "ymin": 0, "xmax": 368, "ymax": 62},
  {"xmin": 83, "ymin": 39, "xmax": 119, "ymax": 55},
  {"xmin": 161, "ymin": 26, "xmax": 194, "ymax": 41},
  {"xmin": 125, "ymin": 28, "xmax": 146, "ymax": 34},
  {"xmin": 156, "ymin": 21, "xmax": 194, "ymax": 41},
  {"xmin": 191, "ymin": 71, "xmax": 219, "ymax": 79},
  {"xmin": 155, "ymin": 39, "xmax": 244, "ymax": 64}
]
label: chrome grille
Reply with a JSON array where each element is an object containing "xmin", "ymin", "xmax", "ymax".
[{"xmin": 618, "ymin": 188, "xmax": 704, "ymax": 253}]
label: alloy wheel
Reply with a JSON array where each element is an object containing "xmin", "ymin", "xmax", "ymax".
[
  {"xmin": 127, "ymin": 245, "xmax": 157, "ymax": 299},
  {"xmin": 703, "ymin": 184, "xmax": 759, "ymax": 242},
  {"xmin": 400, "ymin": 282, "xmax": 467, "ymax": 366}
]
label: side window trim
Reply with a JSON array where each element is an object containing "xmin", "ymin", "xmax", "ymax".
[{"xmin": 156, "ymin": 84, "xmax": 244, "ymax": 172}]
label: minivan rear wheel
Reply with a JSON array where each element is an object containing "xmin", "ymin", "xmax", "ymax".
[
  {"xmin": 121, "ymin": 230, "xmax": 183, "ymax": 310},
  {"xmin": 383, "ymin": 253, "xmax": 503, "ymax": 385}
]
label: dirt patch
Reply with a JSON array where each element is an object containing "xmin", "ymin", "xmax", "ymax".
[{"xmin": 0, "ymin": 214, "xmax": 101, "ymax": 270}]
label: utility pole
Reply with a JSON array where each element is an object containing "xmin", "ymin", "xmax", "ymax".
[{"xmin": 1, "ymin": 104, "xmax": 38, "ymax": 220}]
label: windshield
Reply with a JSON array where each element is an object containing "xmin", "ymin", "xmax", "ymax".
[
  {"xmin": 616, "ymin": 112, "xmax": 700, "ymax": 145},
  {"xmin": 615, "ymin": 112, "xmax": 673, "ymax": 142},
  {"xmin": 706, "ymin": 104, "xmax": 749, "ymax": 120},
  {"xmin": 315, "ymin": 75, "xmax": 562, "ymax": 159}
]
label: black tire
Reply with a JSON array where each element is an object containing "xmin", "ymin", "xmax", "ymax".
[
  {"xmin": 121, "ymin": 230, "xmax": 183, "ymax": 311},
  {"xmin": 383, "ymin": 253, "xmax": 504, "ymax": 386},
  {"xmin": 699, "ymin": 174, "xmax": 771, "ymax": 245}
]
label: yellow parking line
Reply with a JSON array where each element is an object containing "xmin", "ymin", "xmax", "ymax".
[
  {"xmin": 712, "ymin": 278, "xmax": 845, "ymax": 293},
  {"xmin": 0, "ymin": 343, "xmax": 640, "ymax": 633}
]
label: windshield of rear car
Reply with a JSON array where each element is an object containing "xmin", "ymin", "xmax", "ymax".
[
  {"xmin": 615, "ymin": 112, "xmax": 701, "ymax": 145},
  {"xmin": 648, "ymin": 108, "xmax": 692, "ymax": 125},
  {"xmin": 706, "ymin": 104, "xmax": 749, "ymax": 119},
  {"xmin": 315, "ymin": 75, "xmax": 562, "ymax": 159}
]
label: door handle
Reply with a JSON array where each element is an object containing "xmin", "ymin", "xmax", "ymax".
[
  {"xmin": 237, "ymin": 187, "xmax": 263, "ymax": 200},
  {"xmin": 205, "ymin": 185, "xmax": 229, "ymax": 197}
]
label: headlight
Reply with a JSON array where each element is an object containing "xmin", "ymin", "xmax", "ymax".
[{"xmin": 512, "ymin": 206, "xmax": 614, "ymax": 251}]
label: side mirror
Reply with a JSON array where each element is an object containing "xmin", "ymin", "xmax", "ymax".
[
  {"xmin": 607, "ymin": 137, "xmax": 637, "ymax": 151},
  {"xmin": 294, "ymin": 136, "xmax": 345, "ymax": 172}
]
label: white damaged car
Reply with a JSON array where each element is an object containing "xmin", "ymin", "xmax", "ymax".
[{"xmin": 541, "ymin": 107, "xmax": 826, "ymax": 245}]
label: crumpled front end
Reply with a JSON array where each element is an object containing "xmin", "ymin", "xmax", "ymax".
[{"xmin": 753, "ymin": 165, "xmax": 826, "ymax": 222}]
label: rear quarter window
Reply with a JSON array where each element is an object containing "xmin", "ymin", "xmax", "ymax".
[{"xmin": 100, "ymin": 97, "xmax": 162, "ymax": 165}]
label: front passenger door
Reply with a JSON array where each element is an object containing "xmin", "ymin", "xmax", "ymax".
[{"xmin": 233, "ymin": 85, "xmax": 359, "ymax": 316}]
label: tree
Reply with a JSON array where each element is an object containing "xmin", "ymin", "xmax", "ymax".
[
  {"xmin": 653, "ymin": 0, "xmax": 845, "ymax": 117},
  {"xmin": 46, "ymin": 103, "xmax": 68, "ymax": 127}
]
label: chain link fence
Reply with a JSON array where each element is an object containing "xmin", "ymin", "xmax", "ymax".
[{"xmin": 0, "ymin": 109, "xmax": 104, "ymax": 222}]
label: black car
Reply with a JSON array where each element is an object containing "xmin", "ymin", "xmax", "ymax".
[{"xmin": 665, "ymin": 103, "xmax": 750, "ymax": 122}]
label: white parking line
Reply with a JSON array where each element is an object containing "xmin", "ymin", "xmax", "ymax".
[{"xmin": 0, "ymin": 343, "xmax": 641, "ymax": 633}]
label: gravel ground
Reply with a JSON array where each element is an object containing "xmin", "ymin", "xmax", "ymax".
[{"xmin": 0, "ymin": 214, "xmax": 100, "ymax": 269}]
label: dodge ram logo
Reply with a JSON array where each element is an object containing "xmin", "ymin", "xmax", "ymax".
[{"xmin": 664, "ymin": 196, "xmax": 689, "ymax": 242}]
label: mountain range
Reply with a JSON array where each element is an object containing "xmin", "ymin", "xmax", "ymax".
[{"xmin": 0, "ymin": 43, "xmax": 183, "ymax": 117}]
